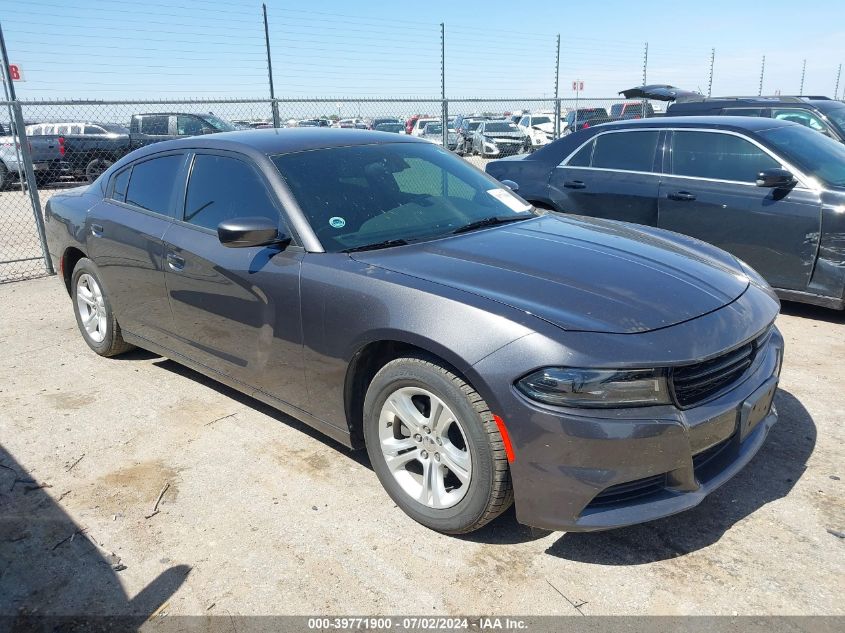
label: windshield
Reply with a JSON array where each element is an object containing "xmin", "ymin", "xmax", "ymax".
[
  {"xmin": 424, "ymin": 124, "xmax": 443, "ymax": 135},
  {"xmin": 484, "ymin": 122, "xmax": 518, "ymax": 133},
  {"xmin": 468, "ymin": 121, "xmax": 482, "ymax": 131},
  {"xmin": 272, "ymin": 142, "xmax": 534, "ymax": 252},
  {"xmin": 200, "ymin": 114, "xmax": 237, "ymax": 132},
  {"xmin": 759, "ymin": 125, "xmax": 845, "ymax": 187},
  {"xmin": 532, "ymin": 116, "xmax": 552, "ymax": 126}
]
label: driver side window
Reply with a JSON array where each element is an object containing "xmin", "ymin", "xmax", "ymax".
[{"xmin": 183, "ymin": 154, "xmax": 281, "ymax": 231}]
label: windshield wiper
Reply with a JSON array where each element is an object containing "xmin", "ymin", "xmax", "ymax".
[
  {"xmin": 342, "ymin": 239, "xmax": 409, "ymax": 253},
  {"xmin": 451, "ymin": 215, "xmax": 531, "ymax": 235}
]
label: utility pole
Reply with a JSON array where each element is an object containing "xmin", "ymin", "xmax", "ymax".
[
  {"xmin": 835, "ymin": 64, "xmax": 842, "ymax": 100},
  {"xmin": 440, "ymin": 22, "xmax": 447, "ymax": 150},
  {"xmin": 0, "ymin": 21, "xmax": 53, "ymax": 274},
  {"xmin": 758, "ymin": 55, "xmax": 766, "ymax": 96},
  {"xmin": 799, "ymin": 59, "xmax": 806, "ymax": 96},
  {"xmin": 554, "ymin": 34, "xmax": 560, "ymax": 139},
  {"xmin": 262, "ymin": 4, "xmax": 280, "ymax": 128},
  {"xmin": 707, "ymin": 48, "xmax": 715, "ymax": 97}
]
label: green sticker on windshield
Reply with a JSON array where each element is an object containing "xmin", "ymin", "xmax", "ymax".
[{"xmin": 329, "ymin": 216, "xmax": 346, "ymax": 229}]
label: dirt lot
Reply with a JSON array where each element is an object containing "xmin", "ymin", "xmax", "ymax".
[{"xmin": 0, "ymin": 273, "xmax": 844, "ymax": 618}]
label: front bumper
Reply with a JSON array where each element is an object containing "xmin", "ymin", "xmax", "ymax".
[{"xmin": 471, "ymin": 308, "xmax": 783, "ymax": 532}]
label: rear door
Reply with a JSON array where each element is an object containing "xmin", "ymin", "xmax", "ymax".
[
  {"xmin": 548, "ymin": 129, "xmax": 662, "ymax": 224},
  {"xmin": 162, "ymin": 151, "xmax": 307, "ymax": 408},
  {"xmin": 85, "ymin": 151, "xmax": 187, "ymax": 342},
  {"xmin": 658, "ymin": 129, "xmax": 822, "ymax": 291}
]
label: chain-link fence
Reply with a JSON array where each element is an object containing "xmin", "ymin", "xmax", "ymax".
[{"xmin": 0, "ymin": 96, "xmax": 645, "ymax": 283}]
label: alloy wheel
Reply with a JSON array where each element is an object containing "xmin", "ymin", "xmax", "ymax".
[
  {"xmin": 378, "ymin": 386, "xmax": 472, "ymax": 509},
  {"xmin": 76, "ymin": 273, "xmax": 107, "ymax": 343}
]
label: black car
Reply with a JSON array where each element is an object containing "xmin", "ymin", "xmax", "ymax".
[
  {"xmin": 486, "ymin": 116, "xmax": 845, "ymax": 310},
  {"xmin": 45, "ymin": 128, "xmax": 782, "ymax": 534},
  {"xmin": 563, "ymin": 108, "xmax": 609, "ymax": 134},
  {"xmin": 667, "ymin": 96, "xmax": 845, "ymax": 142},
  {"xmin": 128, "ymin": 112, "xmax": 238, "ymax": 150}
]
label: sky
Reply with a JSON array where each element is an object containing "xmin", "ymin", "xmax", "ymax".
[{"xmin": 0, "ymin": 0, "xmax": 843, "ymax": 106}]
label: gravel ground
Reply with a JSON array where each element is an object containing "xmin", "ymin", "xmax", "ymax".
[{"xmin": 0, "ymin": 273, "xmax": 843, "ymax": 618}]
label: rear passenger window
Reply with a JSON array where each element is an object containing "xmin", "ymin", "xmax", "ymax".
[
  {"xmin": 591, "ymin": 131, "xmax": 659, "ymax": 172},
  {"xmin": 184, "ymin": 154, "xmax": 279, "ymax": 230},
  {"xmin": 565, "ymin": 139, "xmax": 594, "ymax": 167},
  {"xmin": 112, "ymin": 168, "xmax": 131, "ymax": 202},
  {"xmin": 125, "ymin": 154, "xmax": 184, "ymax": 215},
  {"xmin": 671, "ymin": 132, "xmax": 780, "ymax": 182},
  {"xmin": 140, "ymin": 116, "xmax": 169, "ymax": 135}
]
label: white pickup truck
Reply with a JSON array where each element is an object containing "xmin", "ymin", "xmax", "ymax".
[{"xmin": 0, "ymin": 122, "xmax": 65, "ymax": 189}]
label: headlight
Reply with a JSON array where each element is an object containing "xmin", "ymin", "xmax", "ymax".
[{"xmin": 516, "ymin": 367, "xmax": 671, "ymax": 408}]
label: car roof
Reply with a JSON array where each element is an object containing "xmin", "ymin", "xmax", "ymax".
[
  {"xmin": 593, "ymin": 115, "xmax": 796, "ymax": 133},
  {"xmin": 122, "ymin": 127, "xmax": 428, "ymax": 158}
]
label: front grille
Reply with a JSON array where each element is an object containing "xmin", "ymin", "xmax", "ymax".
[
  {"xmin": 670, "ymin": 328, "xmax": 770, "ymax": 408},
  {"xmin": 587, "ymin": 473, "xmax": 667, "ymax": 508}
]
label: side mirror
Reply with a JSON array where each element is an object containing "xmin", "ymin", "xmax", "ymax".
[
  {"xmin": 756, "ymin": 168, "xmax": 796, "ymax": 188},
  {"xmin": 500, "ymin": 179, "xmax": 520, "ymax": 192},
  {"xmin": 217, "ymin": 217, "xmax": 288, "ymax": 248}
]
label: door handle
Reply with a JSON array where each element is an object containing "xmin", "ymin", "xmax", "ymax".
[
  {"xmin": 668, "ymin": 191, "xmax": 696, "ymax": 201},
  {"xmin": 564, "ymin": 180, "xmax": 586, "ymax": 189},
  {"xmin": 90, "ymin": 223, "xmax": 104, "ymax": 237},
  {"xmin": 166, "ymin": 253, "xmax": 185, "ymax": 271}
]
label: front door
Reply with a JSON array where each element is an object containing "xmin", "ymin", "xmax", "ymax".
[
  {"xmin": 658, "ymin": 130, "xmax": 821, "ymax": 292},
  {"xmin": 548, "ymin": 129, "xmax": 662, "ymax": 225},
  {"xmin": 162, "ymin": 151, "xmax": 307, "ymax": 409}
]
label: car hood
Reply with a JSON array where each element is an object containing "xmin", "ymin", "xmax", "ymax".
[{"xmin": 351, "ymin": 215, "xmax": 750, "ymax": 334}]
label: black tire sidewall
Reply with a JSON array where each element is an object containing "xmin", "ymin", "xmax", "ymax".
[
  {"xmin": 363, "ymin": 358, "xmax": 496, "ymax": 533},
  {"xmin": 71, "ymin": 258, "xmax": 118, "ymax": 355}
]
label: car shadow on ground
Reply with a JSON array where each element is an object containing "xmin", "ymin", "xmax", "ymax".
[
  {"xmin": 0, "ymin": 444, "xmax": 190, "ymax": 627},
  {"xmin": 544, "ymin": 388, "xmax": 814, "ymax": 564},
  {"xmin": 151, "ymin": 358, "xmax": 372, "ymax": 470},
  {"xmin": 780, "ymin": 301, "xmax": 845, "ymax": 324}
]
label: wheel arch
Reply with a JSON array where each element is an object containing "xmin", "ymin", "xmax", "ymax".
[
  {"xmin": 343, "ymin": 336, "xmax": 488, "ymax": 449},
  {"xmin": 61, "ymin": 246, "xmax": 88, "ymax": 295}
]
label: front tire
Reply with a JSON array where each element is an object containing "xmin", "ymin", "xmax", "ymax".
[
  {"xmin": 364, "ymin": 355, "xmax": 513, "ymax": 534},
  {"xmin": 85, "ymin": 157, "xmax": 113, "ymax": 183},
  {"xmin": 71, "ymin": 258, "xmax": 134, "ymax": 357}
]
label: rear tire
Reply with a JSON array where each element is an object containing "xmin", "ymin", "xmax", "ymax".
[
  {"xmin": 71, "ymin": 258, "xmax": 134, "ymax": 357},
  {"xmin": 364, "ymin": 355, "xmax": 513, "ymax": 534},
  {"xmin": 0, "ymin": 163, "xmax": 9, "ymax": 190},
  {"xmin": 85, "ymin": 157, "xmax": 113, "ymax": 183}
]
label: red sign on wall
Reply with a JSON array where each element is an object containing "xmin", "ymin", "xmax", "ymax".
[{"xmin": 6, "ymin": 63, "xmax": 24, "ymax": 81}]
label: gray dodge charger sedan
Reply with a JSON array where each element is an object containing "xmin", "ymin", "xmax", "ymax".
[{"xmin": 44, "ymin": 128, "xmax": 783, "ymax": 534}]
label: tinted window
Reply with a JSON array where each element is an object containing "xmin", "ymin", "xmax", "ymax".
[
  {"xmin": 184, "ymin": 154, "xmax": 279, "ymax": 230},
  {"xmin": 591, "ymin": 131, "xmax": 658, "ymax": 171},
  {"xmin": 177, "ymin": 115, "xmax": 207, "ymax": 136},
  {"xmin": 140, "ymin": 116, "xmax": 169, "ymax": 135},
  {"xmin": 565, "ymin": 139, "xmax": 594, "ymax": 167},
  {"xmin": 671, "ymin": 131, "xmax": 779, "ymax": 182},
  {"xmin": 485, "ymin": 122, "xmax": 519, "ymax": 133},
  {"xmin": 759, "ymin": 125, "xmax": 845, "ymax": 187},
  {"xmin": 84, "ymin": 125, "xmax": 105, "ymax": 134},
  {"xmin": 112, "ymin": 168, "xmax": 131, "ymax": 203},
  {"xmin": 125, "ymin": 154, "xmax": 184, "ymax": 215},
  {"xmin": 723, "ymin": 108, "xmax": 763, "ymax": 117},
  {"xmin": 771, "ymin": 109, "xmax": 830, "ymax": 135}
]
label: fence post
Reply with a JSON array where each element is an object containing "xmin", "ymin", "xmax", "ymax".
[
  {"xmin": 758, "ymin": 55, "xmax": 766, "ymax": 96},
  {"xmin": 708, "ymin": 48, "xmax": 715, "ymax": 97},
  {"xmin": 440, "ymin": 23, "xmax": 448, "ymax": 150},
  {"xmin": 554, "ymin": 34, "xmax": 560, "ymax": 139},
  {"xmin": 642, "ymin": 42, "xmax": 648, "ymax": 116},
  {"xmin": 0, "ymin": 22, "xmax": 54, "ymax": 275},
  {"xmin": 799, "ymin": 59, "xmax": 806, "ymax": 96},
  {"xmin": 262, "ymin": 4, "xmax": 280, "ymax": 128}
]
